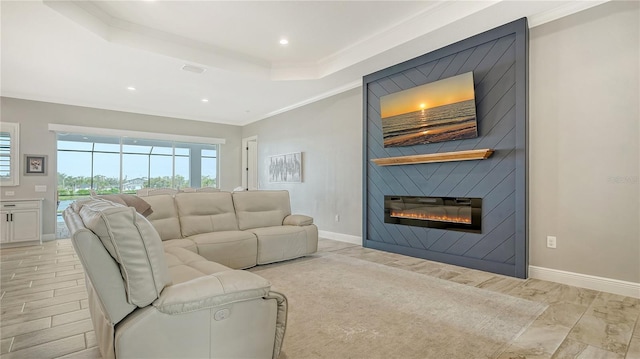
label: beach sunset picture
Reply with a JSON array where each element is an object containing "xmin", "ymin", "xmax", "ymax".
[{"xmin": 380, "ymin": 72, "xmax": 478, "ymax": 147}]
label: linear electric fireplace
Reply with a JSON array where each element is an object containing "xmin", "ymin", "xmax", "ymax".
[{"xmin": 384, "ymin": 196, "xmax": 482, "ymax": 233}]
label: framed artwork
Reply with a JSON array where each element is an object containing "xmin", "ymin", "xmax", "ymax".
[
  {"xmin": 24, "ymin": 154, "xmax": 47, "ymax": 175},
  {"xmin": 268, "ymin": 152, "xmax": 302, "ymax": 183}
]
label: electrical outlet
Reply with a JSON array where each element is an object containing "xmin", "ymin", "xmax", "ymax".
[
  {"xmin": 546, "ymin": 236, "xmax": 557, "ymax": 249},
  {"xmin": 35, "ymin": 185, "xmax": 47, "ymax": 192},
  {"xmin": 335, "ymin": 214, "xmax": 340, "ymax": 222},
  {"xmin": 4, "ymin": 191, "xmax": 15, "ymax": 196}
]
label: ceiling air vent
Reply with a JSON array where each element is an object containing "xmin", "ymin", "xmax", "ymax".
[{"xmin": 181, "ymin": 65, "xmax": 206, "ymax": 74}]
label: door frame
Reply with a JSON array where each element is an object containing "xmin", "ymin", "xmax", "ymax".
[{"xmin": 241, "ymin": 136, "xmax": 258, "ymax": 190}]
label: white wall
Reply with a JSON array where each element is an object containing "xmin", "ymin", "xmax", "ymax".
[
  {"xmin": 242, "ymin": 88, "xmax": 363, "ymax": 237},
  {"xmin": 529, "ymin": 1, "xmax": 639, "ymax": 283},
  {"xmin": 0, "ymin": 97, "xmax": 243, "ymax": 238}
]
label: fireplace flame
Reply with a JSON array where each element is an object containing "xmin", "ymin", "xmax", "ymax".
[{"xmin": 390, "ymin": 210, "xmax": 471, "ymax": 224}]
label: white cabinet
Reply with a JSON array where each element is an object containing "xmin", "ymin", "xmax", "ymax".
[{"xmin": 1, "ymin": 199, "xmax": 42, "ymax": 244}]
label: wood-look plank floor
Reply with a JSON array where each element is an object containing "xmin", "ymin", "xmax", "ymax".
[{"xmin": 1, "ymin": 238, "xmax": 638, "ymax": 358}]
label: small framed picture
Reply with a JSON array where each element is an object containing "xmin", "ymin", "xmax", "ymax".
[{"xmin": 24, "ymin": 155, "xmax": 47, "ymax": 176}]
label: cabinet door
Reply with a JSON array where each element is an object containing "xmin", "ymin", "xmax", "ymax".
[
  {"xmin": 0, "ymin": 210, "xmax": 9, "ymax": 243},
  {"xmin": 10, "ymin": 209, "xmax": 39, "ymax": 242}
]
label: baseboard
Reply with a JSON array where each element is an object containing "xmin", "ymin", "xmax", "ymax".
[
  {"xmin": 529, "ymin": 265, "xmax": 640, "ymax": 299},
  {"xmin": 42, "ymin": 234, "xmax": 56, "ymax": 242},
  {"xmin": 318, "ymin": 230, "xmax": 362, "ymax": 245}
]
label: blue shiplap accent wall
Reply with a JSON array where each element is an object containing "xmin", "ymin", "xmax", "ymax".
[{"xmin": 363, "ymin": 19, "xmax": 529, "ymax": 278}]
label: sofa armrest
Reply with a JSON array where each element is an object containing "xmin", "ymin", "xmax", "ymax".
[
  {"xmin": 283, "ymin": 214, "xmax": 314, "ymax": 226},
  {"xmin": 153, "ymin": 270, "xmax": 271, "ymax": 314}
]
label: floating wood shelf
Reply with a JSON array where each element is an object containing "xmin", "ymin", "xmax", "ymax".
[{"xmin": 371, "ymin": 149, "xmax": 494, "ymax": 166}]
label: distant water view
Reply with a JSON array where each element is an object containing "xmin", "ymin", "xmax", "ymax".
[{"xmin": 382, "ymin": 99, "xmax": 477, "ymax": 147}]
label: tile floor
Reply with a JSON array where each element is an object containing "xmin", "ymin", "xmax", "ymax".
[{"xmin": 1, "ymin": 238, "xmax": 639, "ymax": 359}]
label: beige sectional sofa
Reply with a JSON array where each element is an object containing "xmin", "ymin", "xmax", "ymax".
[
  {"xmin": 142, "ymin": 190, "xmax": 318, "ymax": 269},
  {"xmin": 64, "ymin": 197, "xmax": 287, "ymax": 359}
]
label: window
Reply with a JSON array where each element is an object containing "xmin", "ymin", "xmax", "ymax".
[
  {"xmin": 56, "ymin": 133, "xmax": 219, "ymax": 203},
  {"xmin": 0, "ymin": 122, "xmax": 20, "ymax": 186},
  {"xmin": 173, "ymin": 144, "xmax": 190, "ymax": 188},
  {"xmin": 201, "ymin": 148, "xmax": 218, "ymax": 187}
]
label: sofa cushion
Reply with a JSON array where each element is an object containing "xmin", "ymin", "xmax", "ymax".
[
  {"xmin": 188, "ymin": 231, "xmax": 258, "ymax": 269},
  {"xmin": 79, "ymin": 199, "xmax": 171, "ymax": 307},
  {"xmin": 232, "ymin": 191, "xmax": 292, "ymax": 230},
  {"xmin": 163, "ymin": 247, "xmax": 231, "ymax": 285},
  {"xmin": 156, "ymin": 247, "xmax": 274, "ymax": 316},
  {"xmin": 175, "ymin": 192, "xmax": 239, "ymax": 236},
  {"xmin": 70, "ymin": 197, "xmax": 97, "ymax": 212},
  {"xmin": 248, "ymin": 226, "xmax": 310, "ymax": 264},
  {"xmin": 283, "ymin": 214, "xmax": 314, "ymax": 226},
  {"xmin": 162, "ymin": 238, "xmax": 198, "ymax": 253},
  {"xmin": 143, "ymin": 195, "xmax": 182, "ymax": 241}
]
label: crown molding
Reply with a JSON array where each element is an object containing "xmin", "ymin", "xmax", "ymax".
[
  {"xmin": 251, "ymin": 80, "xmax": 362, "ymax": 124},
  {"xmin": 527, "ymin": 0, "xmax": 610, "ymax": 28}
]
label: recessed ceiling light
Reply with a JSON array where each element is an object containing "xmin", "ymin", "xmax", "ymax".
[
  {"xmin": 279, "ymin": 39, "xmax": 289, "ymax": 45},
  {"xmin": 127, "ymin": 86, "xmax": 136, "ymax": 91},
  {"xmin": 201, "ymin": 98, "xmax": 209, "ymax": 103}
]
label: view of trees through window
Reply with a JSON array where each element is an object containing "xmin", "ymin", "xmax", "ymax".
[{"xmin": 56, "ymin": 133, "xmax": 218, "ymax": 214}]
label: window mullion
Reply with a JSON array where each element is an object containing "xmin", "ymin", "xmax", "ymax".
[
  {"xmin": 172, "ymin": 143, "xmax": 176, "ymax": 188},
  {"xmin": 119, "ymin": 138, "xmax": 123, "ymax": 194},
  {"xmin": 90, "ymin": 143, "xmax": 94, "ymax": 191}
]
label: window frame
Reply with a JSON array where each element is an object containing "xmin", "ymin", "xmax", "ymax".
[{"xmin": 0, "ymin": 122, "xmax": 20, "ymax": 186}]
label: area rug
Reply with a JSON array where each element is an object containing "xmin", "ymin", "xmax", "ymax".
[{"xmin": 250, "ymin": 253, "xmax": 547, "ymax": 359}]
